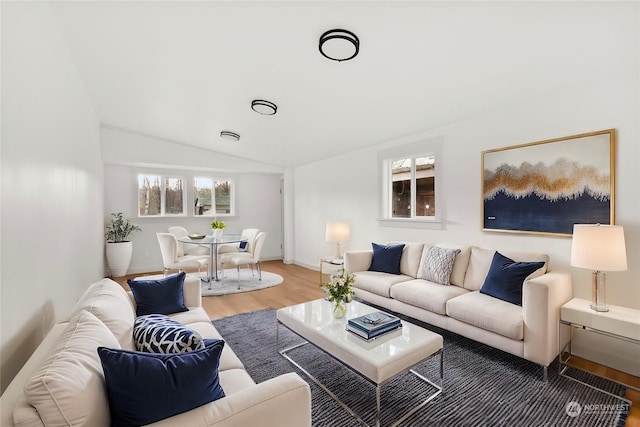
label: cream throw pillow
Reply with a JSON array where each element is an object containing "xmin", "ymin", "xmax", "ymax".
[{"xmin": 23, "ymin": 310, "xmax": 120, "ymax": 426}]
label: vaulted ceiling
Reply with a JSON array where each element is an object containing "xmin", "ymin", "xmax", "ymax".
[{"xmin": 49, "ymin": 1, "xmax": 636, "ymax": 168}]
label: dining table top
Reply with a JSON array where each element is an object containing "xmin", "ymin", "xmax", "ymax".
[{"xmin": 178, "ymin": 234, "xmax": 246, "ymax": 245}]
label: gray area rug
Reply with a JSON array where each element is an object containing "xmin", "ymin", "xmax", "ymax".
[
  {"xmin": 201, "ymin": 270, "xmax": 283, "ymax": 296},
  {"xmin": 213, "ymin": 306, "xmax": 629, "ymax": 426}
]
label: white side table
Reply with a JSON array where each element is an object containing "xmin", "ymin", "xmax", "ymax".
[
  {"xmin": 319, "ymin": 256, "xmax": 343, "ymax": 284},
  {"xmin": 559, "ymin": 297, "xmax": 640, "ymax": 401}
]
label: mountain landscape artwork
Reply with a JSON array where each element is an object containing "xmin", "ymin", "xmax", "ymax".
[{"xmin": 482, "ymin": 130, "xmax": 614, "ymax": 236}]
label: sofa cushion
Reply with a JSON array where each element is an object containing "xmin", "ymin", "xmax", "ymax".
[
  {"xmin": 463, "ymin": 247, "xmax": 548, "ymax": 291},
  {"xmin": 388, "ymin": 241, "xmax": 425, "ymax": 277},
  {"xmin": 369, "ymin": 243, "xmax": 405, "ymax": 274},
  {"xmin": 23, "ymin": 310, "xmax": 120, "ymax": 427},
  {"xmin": 446, "ymin": 292, "xmax": 524, "ymax": 340},
  {"xmin": 479, "ymin": 252, "xmax": 546, "ymax": 306},
  {"xmin": 183, "ymin": 319, "xmax": 246, "ymax": 371},
  {"xmin": 134, "ymin": 314, "xmax": 205, "ymax": 353},
  {"xmin": 98, "ymin": 339, "xmax": 226, "ymax": 427},
  {"xmin": 391, "ymin": 279, "xmax": 469, "ymax": 315},
  {"xmin": 128, "ymin": 272, "xmax": 189, "ymax": 316},
  {"xmin": 417, "ymin": 246, "xmax": 461, "ymax": 285},
  {"xmin": 353, "ymin": 271, "xmax": 412, "ymax": 297},
  {"xmin": 71, "ymin": 278, "xmax": 137, "ymax": 350}
]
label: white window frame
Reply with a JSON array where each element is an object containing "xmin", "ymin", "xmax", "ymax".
[
  {"xmin": 137, "ymin": 174, "xmax": 187, "ymax": 217},
  {"xmin": 378, "ymin": 136, "xmax": 444, "ymax": 230},
  {"xmin": 193, "ymin": 177, "xmax": 236, "ymax": 217}
]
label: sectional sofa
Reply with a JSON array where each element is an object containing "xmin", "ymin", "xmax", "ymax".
[
  {"xmin": 344, "ymin": 242, "xmax": 573, "ymax": 378},
  {"xmin": 0, "ymin": 275, "xmax": 311, "ymax": 427}
]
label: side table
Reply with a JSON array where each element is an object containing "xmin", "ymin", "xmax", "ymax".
[
  {"xmin": 319, "ymin": 256, "xmax": 344, "ymax": 284},
  {"xmin": 559, "ymin": 297, "xmax": 640, "ymax": 402}
]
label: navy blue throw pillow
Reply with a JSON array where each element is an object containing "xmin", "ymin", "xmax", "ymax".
[
  {"xmin": 368, "ymin": 243, "xmax": 405, "ymax": 275},
  {"xmin": 479, "ymin": 252, "xmax": 545, "ymax": 306},
  {"xmin": 98, "ymin": 339, "xmax": 225, "ymax": 427},
  {"xmin": 128, "ymin": 272, "xmax": 189, "ymax": 316}
]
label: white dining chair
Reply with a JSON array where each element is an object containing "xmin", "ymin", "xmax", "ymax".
[
  {"xmin": 221, "ymin": 232, "xmax": 268, "ymax": 287},
  {"xmin": 168, "ymin": 226, "xmax": 209, "ymax": 256},
  {"xmin": 156, "ymin": 233, "xmax": 209, "ymax": 277},
  {"xmin": 217, "ymin": 228, "xmax": 260, "ymax": 255}
]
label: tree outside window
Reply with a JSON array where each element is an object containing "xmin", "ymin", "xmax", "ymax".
[{"xmin": 138, "ymin": 174, "xmax": 185, "ymax": 217}]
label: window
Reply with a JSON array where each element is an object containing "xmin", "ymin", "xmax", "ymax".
[
  {"xmin": 378, "ymin": 137, "xmax": 443, "ymax": 228},
  {"xmin": 194, "ymin": 178, "xmax": 234, "ymax": 216},
  {"xmin": 391, "ymin": 157, "xmax": 435, "ymax": 218},
  {"xmin": 138, "ymin": 175, "xmax": 185, "ymax": 217}
]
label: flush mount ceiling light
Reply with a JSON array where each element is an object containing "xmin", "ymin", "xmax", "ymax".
[
  {"xmin": 251, "ymin": 99, "xmax": 277, "ymax": 115},
  {"xmin": 220, "ymin": 131, "xmax": 240, "ymax": 142},
  {"xmin": 319, "ymin": 29, "xmax": 359, "ymax": 62}
]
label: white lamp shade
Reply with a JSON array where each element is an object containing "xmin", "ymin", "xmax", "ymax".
[
  {"xmin": 571, "ymin": 224, "xmax": 627, "ymax": 271},
  {"xmin": 325, "ymin": 222, "xmax": 351, "ymax": 242}
]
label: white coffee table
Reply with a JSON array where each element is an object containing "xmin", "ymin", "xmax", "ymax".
[{"xmin": 276, "ymin": 299, "xmax": 443, "ymax": 427}]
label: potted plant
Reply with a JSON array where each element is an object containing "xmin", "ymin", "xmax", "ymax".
[
  {"xmin": 321, "ymin": 267, "xmax": 355, "ymax": 318},
  {"xmin": 210, "ymin": 219, "xmax": 226, "ymax": 240},
  {"xmin": 105, "ymin": 212, "xmax": 141, "ymax": 277}
]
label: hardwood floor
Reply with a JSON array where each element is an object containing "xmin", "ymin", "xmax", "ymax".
[{"xmin": 114, "ymin": 260, "xmax": 639, "ymax": 426}]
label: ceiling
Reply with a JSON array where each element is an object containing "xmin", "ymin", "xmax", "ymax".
[{"xmin": 49, "ymin": 1, "xmax": 636, "ymax": 168}]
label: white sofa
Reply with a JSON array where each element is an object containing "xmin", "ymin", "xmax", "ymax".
[
  {"xmin": 1, "ymin": 276, "xmax": 311, "ymax": 427},
  {"xmin": 344, "ymin": 242, "xmax": 573, "ymax": 377}
]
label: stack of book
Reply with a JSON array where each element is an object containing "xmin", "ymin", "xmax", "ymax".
[{"xmin": 346, "ymin": 311, "xmax": 402, "ymax": 341}]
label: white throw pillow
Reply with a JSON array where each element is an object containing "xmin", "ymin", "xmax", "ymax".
[
  {"xmin": 71, "ymin": 278, "xmax": 137, "ymax": 350},
  {"xmin": 417, "ymin": 246, "xmax": 461, "ymax": 285},
  {"xmin": 23, "ymin": 310, "xmax": 120, "ymax": 427}
]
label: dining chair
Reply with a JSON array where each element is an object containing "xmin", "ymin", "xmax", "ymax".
[
  {"xmin": 221, "ymin": 232, "xmax": 268, "ymax": 287},
  {"xmin": 217, "ymin": 228, "xmax": 260, "ymax": 255},
  {"xmin": 168, "ymin": 226, "xmax": 209, "ymax": 256},
  {"xmin": 156, "ymin": 233, "xmax": 209, "ymax": 277}
]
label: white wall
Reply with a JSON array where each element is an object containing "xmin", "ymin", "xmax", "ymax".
[
  {"xmin": 294, "ymin": 69, "xmax": 639, "ymax": 373},
  {"xmin": 0, "ymin": 2, "xmax": 104, "ymax": 393},
  {"xmin": 103, "ymin": 131, "xmax": 284, "ymax": 274}
]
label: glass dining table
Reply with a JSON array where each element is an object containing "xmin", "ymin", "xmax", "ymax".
[{"xmin": 178, "ymin": 234, "xmax": 247, "ymax": 286}]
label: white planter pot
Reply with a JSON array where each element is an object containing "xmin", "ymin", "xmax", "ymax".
[
  {"xmin": 106, "ymin": 241, "xmax": 133, "ymax": 277},
  {"xmin": 212, "ymin": 229, "xmax": 224, "ymax": 240}
]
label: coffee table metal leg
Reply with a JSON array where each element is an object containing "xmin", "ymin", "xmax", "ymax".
[{"xmin": 277, "ymin": 322, "xmax": 443, "ymax": 427}]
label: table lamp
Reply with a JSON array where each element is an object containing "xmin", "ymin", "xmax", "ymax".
[
  {"xmin": 325, "ymin": 222, "xmax": 351, "ymax": 259},
  {"xmin": 570, "ymin": 224, "xmax": 627, "ymax": 312}
]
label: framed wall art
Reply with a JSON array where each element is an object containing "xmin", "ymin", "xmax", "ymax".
[{"xmin": 481, "ymin": 129, "xmax": 615, "ymax": 237}]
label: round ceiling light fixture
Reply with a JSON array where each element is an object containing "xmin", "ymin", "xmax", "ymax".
[
  {"xmin": 319, "ymin": 29, "xmax": 359, "ymax": 62},
  {"xmin": 220, "ymin": 131, "xmax": 240, "ymax": 142},
  {"xmin": 251, "ymin": 99, "xmax": 277, "ymax": 115}
]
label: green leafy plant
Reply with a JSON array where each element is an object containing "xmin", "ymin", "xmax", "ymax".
[
  {"xmin": 210, "ymin": 219, "xmax": 226, "ymax": 229},
  {"xmin": 105, "ymin": 212, "xmax": 141, "ymax": 243},
  {"xmin": 321, "ymin": 267, "xmax": 355, "ymax": 303}
]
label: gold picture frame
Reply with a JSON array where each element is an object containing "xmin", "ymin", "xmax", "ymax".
[{"xmin": 481, "ymin": 129, "xmax": 615, "ymax": 237}]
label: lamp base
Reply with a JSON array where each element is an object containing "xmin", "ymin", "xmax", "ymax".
[
  {"xmin": 589, "ymin": 303, "xmax": 609, "ymax": 312},
  {"xmin": 333, "ymin": 242, "xmax": 342, "ymax": 259},
  {"xmin": 590, "ymin": 270, "xmax": 609, "ymax": 313}
]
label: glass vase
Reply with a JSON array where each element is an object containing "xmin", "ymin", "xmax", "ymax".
[{"xmin": 332, "ymin": 300, "xmax": 346, "ymax": 318}]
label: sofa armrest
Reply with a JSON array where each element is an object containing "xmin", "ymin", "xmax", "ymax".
[
  {"xmin": 522, "ymin": 272, "xmax": 573, "ymax": 366},
  {"xmin": 344, "ymin": 250, "xmax": 373, "ymax": 273},
  {"xmin": 148, "ymin": 373, "xmax": 311, "ymax": 427},
  {"xmin": 183, "ymin": 275, "xmax": 202, "ymax": 308}
]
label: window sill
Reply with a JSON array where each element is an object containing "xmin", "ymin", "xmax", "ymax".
[{"xmin": 378, "ymin": 218, "xmax": 444, "ymax": 230}]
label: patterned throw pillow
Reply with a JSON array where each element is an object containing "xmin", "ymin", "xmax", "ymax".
[
  {"xmin": 417, "ymin": 246, "xmax": 462, "ymax": 285},
  {"xmin": 133, "ymin": 314, "xmax": 204, "ymax": 353}
]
